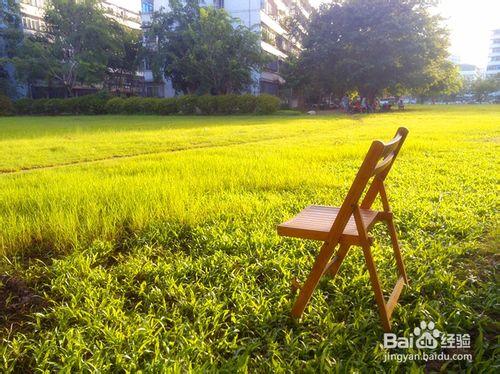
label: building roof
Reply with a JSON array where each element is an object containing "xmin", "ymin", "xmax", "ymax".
[{"xmin": 459, "ymin": 64, "xmax": 477, "ymax": 71}]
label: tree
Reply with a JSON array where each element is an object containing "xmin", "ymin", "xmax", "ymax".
[
  {"xmin": 412, "ymin": 60, "xmax": 462, "ymax": 103},
  {"xmin": 281, "ymin": 3, "xmax": 318, "ymax": 106},
  {"xmin": 104, "ymin": 24, "xmax": 142, "ymax": 93},
  {"xmin": 8, "ymin": 0, "xmax": 140, "ymax": 97},
  {"xmin": 290, "ymin": 0, "xmax": 456, "ymax": 102},
  {"xmin": 8, "ymin": 35, "xmax": 51, "ymax": 98},
  {"xmin": 0, "ymin": 0, "xmax": 23, "ymax": 97},
  {"xmin": 144, "ymin": 0, "xmax": 266, "ymax": 95},
  {"xmin": 471, "ymin": 74, "xmax": 500, "ymax": 103},
  {"xmin": 40, "ymin": 0, "xmax": 125, "ymax": 96}
]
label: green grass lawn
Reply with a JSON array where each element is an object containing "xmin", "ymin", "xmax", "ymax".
[{"xmin": 0, "ymin": 105, "xmax": 498, "ymax": 371}]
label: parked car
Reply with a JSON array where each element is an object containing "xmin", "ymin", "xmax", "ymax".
[{"xmin": 379, "ymin": 97, "xmax": 396, "ymax": 111}]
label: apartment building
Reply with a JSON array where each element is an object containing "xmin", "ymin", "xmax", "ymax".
[
  {"xmin": 18, "ymin": 0, "xmax": 141, "ymax": 33},
  {"xmin": 486, "ymin": 29, "xmax": 500, "ymax": 77},
  {"xmin": 140, "ymin": 0, "xmax": 312, "ymax": 97},
  {"xmin": 458, "ymin": 64, "xmax": 482, "ymax": 81}
]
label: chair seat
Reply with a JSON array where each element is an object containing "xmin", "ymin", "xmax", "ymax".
[{"xmin": 277, "ymin": 205, "xmax": 380, "ymax": 242}]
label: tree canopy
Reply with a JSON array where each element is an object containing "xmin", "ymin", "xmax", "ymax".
[
  {"xmin": 144, "ymin": 0, "xmax": 266, "ymax": 95},
  {"xmin": 286, "ymin": 0, "xmax": 461, "ymax": 101},
  {"xmin": 0, "ymin": 0, "xmax": 23, "ymax": 97},
  {"xmin": 470, "ymin": 74, "xmax": 500, "ymax": 103},
  {"xmin": 8, "ymin": 0, "xmax": 140, "ymax": 97}
]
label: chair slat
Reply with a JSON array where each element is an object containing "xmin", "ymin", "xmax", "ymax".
[
  {"xmin": 381, "ymin": 134, "xmax": 403, "ymax": 157},
  {"xmin": 373, "ymin": 152, "xmax": 395, "ymax": 175}
]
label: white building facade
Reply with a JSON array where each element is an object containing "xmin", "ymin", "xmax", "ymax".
[
  {"xmin": 18, "ymin": 0, "xmax": 141, "ymax": 33},
  {"xmin": 486, "ymin": 29, "xmax": 500, "ymax": 77},
  {"xmin": 140, "ymin": 0, "xmax": 311, "ymax": 97},
  {"xmin": 458, "ymin": 64, "xmax": 482, "ymax": 81}
]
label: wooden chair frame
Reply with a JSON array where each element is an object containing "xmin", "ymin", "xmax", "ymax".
[{"xmin": 277, "ymin": 127, "xmax": 409, "ymax": 332}]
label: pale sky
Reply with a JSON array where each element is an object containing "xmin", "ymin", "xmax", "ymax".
[{"xmin": 118, "ymin": 0, "xmax": 500, "ymax": 68}]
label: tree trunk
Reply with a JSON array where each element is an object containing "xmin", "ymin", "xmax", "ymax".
[{"xmin": 367, "ymin": 92, "xmax": 376, "ymax": 106}]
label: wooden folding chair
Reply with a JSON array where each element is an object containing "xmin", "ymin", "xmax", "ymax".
[{"xmin": 277, "ymin": 127, "xmax": 409, "ymax": 332}]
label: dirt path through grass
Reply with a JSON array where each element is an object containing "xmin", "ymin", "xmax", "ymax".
[{"xmin": 0, "ymin": 135, "xmax": 298, "ymax": 175}]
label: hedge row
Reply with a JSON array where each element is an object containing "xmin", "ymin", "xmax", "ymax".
[
  {"xmin": 7, "ymin": 94, "xmax": 281, "ymax": 116},
  {"xmin": 0, "ymin": 95, "xmax": 14, "ymax": 116}
]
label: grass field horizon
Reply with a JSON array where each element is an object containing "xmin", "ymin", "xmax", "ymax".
[{"xmin": 0, "ymin": 105, "xmax": 498, "ymax": 371}]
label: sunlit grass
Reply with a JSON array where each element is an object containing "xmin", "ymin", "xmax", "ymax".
[{"xmin": 0, "ymin": 105, "xmax": 498, "ymax": 371}]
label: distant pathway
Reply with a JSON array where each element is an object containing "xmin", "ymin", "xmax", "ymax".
[{"xmin": 0, "ymin": 135, "xmax": 295, "ymax": 176}]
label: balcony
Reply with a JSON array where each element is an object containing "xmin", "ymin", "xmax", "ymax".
[
  {"xmin": 260, "ymin": 10, "xmax": 287, "ymax": 36},
  {"xmin": 261, "ymin": 41, "xmax": 287, "ymax": 59}
]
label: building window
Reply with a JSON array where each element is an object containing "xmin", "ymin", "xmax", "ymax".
[
  {"xmin": 146, "ymin": 85, "xmax": 163, "ymax": 97},
  {"xmin": 487, "ymin": 65, "xmax": 500, "ymax": 70},
  {"xmin": 20, "ymin": 16, "xmax": 44, "ymax": 31},
  {"xmin": 265, "ymin": 0, "xmax": 278, "ymax": 19},
  {"xmin": 214, "ymin": 0, "xmax": 224, "ymax": 8},
  {"xmin": 141, "ymin": 0, "xmax": 153, "ymax": 13},
  {"xmin": 260, "ymin": 81, "xmax": 279, "ymax": 96}
]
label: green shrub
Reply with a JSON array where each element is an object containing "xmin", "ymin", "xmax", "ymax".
[
  {"xmin": 7, "ymin": 93, "xmax": 280, "ymax": 116},
  {"xmin": 0, "ymin": 95, "xmax": 14, "ymax": 116},
  {"xmin": 216, "ymin": 94, "xmax": 239, "ymax": 114},
  {"xmin": 31, "ymin": 98, "xmax": 49, "ymax": 115},
  {"xmin": 177, "ymin": 95, "xmax": 197, "ymax": 115},
  {"xmin": 105, "ymin": 97, "xmax": 126, "ymax": 114},
  {"xmin": 43, "ymin": 98, "xmax": 65, "ymax": 115},
  {"xmin": 255, "ymin": 94, "xmax": 281, "ymax": 114},
  {"xmin": 157, "ymin": 98, "xmax": 178, "ymax": 115},
  {"xmin": 196, "ymin": 95, "xmax": 217, "ymax": 115},
  {"xmin": 122, "ymin": 97, "xmax": 144, "ymax": 114},
  {"xmin": 140, "ymin": 98, "xmax": 161, "ymax": 114},
  {"xmin": 237, "ymin": 94, "xmax": 257, "ymax": 114},
  {"xmin": 13, "ymin": 98, "xmax": 34, "ymax": 115},
  {"xmin": 60, "ymin": 97, "xmax": 78, "ymax": 114},
  {"xmin": 74, "ymin": 94, "xmax": 109, "ymax": 114},
  {"xmin": 13, "ymin": 95, "xmax": 110, "ymax": 115}
]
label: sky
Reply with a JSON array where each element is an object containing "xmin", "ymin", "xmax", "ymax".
[
  {"xmin": 434, "ymin": 0, "xmax": 499, "ymax": 68},
  {"xmin": 118, "ymin": 0, "xmax": 500, "ymax": 68}
]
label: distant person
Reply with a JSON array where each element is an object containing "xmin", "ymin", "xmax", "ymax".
[
  {"xmin": 398, "ymin": 99, "xmax": 405, "ymax": 110},
  {"xmin": 361, "ymin": 97, "xmax": 368, "ymax": 113},
  {"xmin": 353, "ymin": 98, "xmax": 361, "ymax": 113},
  {"xmin": 341, "ymin": 95, "xmax": 349, "ymax": 112}
]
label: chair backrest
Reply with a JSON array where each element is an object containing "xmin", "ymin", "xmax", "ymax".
[{"xmin": 326, "ymin": 127, "xmax": 408, "ymax": 242}]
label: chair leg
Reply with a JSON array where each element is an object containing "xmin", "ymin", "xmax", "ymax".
[
  {"xmin": 325, "ymin": 243, "xmax": 350, "ymax": 279},
  {"xmin": 291, "ymin": 241, "xmax": 336, "ymax": 319},
  {"xmin": 361, "ymin": 243, "xmax": 392, "ymax": 332},
  {"xmin": 386, "ymin": 216, "xmax": 409, "ymax": 284}
]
